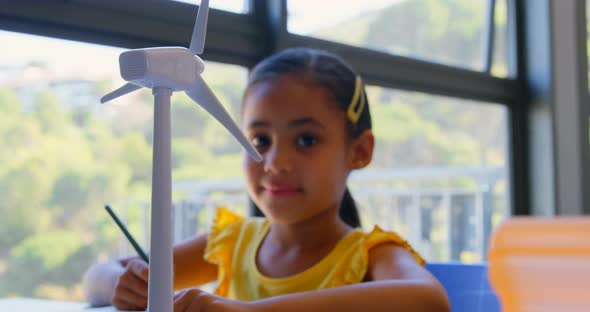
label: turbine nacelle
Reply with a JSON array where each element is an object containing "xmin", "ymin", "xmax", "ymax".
[{"xmin": 120, "ymin": 47, "xmax": 205, "ymax": 90}]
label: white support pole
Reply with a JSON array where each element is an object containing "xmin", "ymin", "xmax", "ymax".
[{"xmin": 147, "ymin": 87, "xmax": 174, "ymax": 312}]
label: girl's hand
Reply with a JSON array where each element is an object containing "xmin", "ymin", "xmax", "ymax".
[
  {"xmin": 174, "ymin": 288, "xmax": 250, "ymax": 312},
  {"xmin": 112, "ymin": 258, "xmax": 149, "ymax": 311}
]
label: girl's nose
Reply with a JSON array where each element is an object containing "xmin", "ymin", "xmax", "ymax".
[{"xmin": 263, "ymin": 145, "xmax": 293, "ymax": 174}]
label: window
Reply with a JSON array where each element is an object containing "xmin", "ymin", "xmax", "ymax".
[
  {"xmin": 288, "ymin": 0, "xmax": 507, "ymax": 73},
  {"xmin": 172, "ymin": 0, "xmax": 248, "ymax": 13},
  {"xmin": 0, "ymin": 30, "xmax": 247, "ymax": 300},
  {"xmin": 349, "ymin": 86, "xmax": 509, "ymax": 263},
  {"xmin": 0, "ymin": 1, "xmax": 520, "ymax": 304}
]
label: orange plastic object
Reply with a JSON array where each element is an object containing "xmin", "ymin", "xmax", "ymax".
[{"xmin": 488, "ymin": 217, "xmax": 590, "ymax": 312}]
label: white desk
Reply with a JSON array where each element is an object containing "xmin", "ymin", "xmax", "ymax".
[{"xmin": 0, "ymin": 298, "xmax": 138, "ymax": 312}]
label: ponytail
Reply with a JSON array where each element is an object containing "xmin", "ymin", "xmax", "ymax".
[
  {"xmin": 248, "ymin": 188, "xmax": 361, "ymax": 228},
  {"xmin": 250, "ymin": 197, "xmax": 264, "ymax": 217},
  {"xmin": 340, "ymin": 188, "xmax": 361, "ymax": 228}
]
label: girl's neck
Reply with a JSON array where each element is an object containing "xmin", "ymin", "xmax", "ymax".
[{"xmin": 267, "ymin": 206, "xmax": 353, "ymax": 251}]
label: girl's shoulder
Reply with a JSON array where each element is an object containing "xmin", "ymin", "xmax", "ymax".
[
  {"xmin": 336, "ymin": 225, "xmax": 424, "ymax": 274},
  {"xmin": 360, "ymin": 225, "xmax": 425, "ymax": 266},
  {"xmin": 357, "ymin": 225, "xmax": 427, "ymax": 282},
  {"xmin": 299, "ymin": 226, "xmax": 424, "ymax": 287}
]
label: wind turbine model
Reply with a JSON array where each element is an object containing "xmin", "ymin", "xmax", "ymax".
[{"xmin": 100, "ymin": 1, "xmax": 262, "ymax": 311}]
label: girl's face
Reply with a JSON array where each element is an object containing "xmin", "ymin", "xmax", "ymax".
[{"xmin": 242, "ymin": 76, "xmax": 357, "ymax": 225}]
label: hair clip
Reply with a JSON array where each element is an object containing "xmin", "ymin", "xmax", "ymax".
[{"xmin": 347, "ymin": 76, "xmax": 366, "ymax": 124}]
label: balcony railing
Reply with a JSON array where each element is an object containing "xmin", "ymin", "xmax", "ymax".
[{"xmin": 116, "ymin": 166, "xmax": 507, "ymax": 263}]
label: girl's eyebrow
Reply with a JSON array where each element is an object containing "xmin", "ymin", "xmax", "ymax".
[
  {"xmin": 288, "ymin": 117, "xmax": 325, "ymax": 129},
  {"xmin": 247, "ymin": 120, "xmax": 270, "ymax": 129},
  {"xmin": 247, "ymin": 117, "xmax": 325, "ymax": 129}
]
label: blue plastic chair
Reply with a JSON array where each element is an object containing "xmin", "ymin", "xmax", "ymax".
[{"xmin": 426, "ymin": 262, "xmax": 500, "ymax": 312}]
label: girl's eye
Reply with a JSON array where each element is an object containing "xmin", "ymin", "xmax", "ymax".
[
  {"xmin": 252, "ymin": 135, "xmax": 271, "ymax": 148},
  {"xmin": 297, "ymin": 134, "xmax": 318, "ymax": 147}
]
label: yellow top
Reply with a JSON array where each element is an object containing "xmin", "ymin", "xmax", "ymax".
[{"xmin": 204, "ymin": 207, "xmax": 425, "ymax": 301}]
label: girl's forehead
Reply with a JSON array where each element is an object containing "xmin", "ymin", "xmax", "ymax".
[{"xmin": 242, "ymin": 77, "xmax": 340, "ymax": 121}]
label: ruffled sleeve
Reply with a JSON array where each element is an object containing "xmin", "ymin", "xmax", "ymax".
[
  {"xmin": 340, "ymin": 226, "xmax": 425, "ymax": 286},
  {"xmin": 363, "ymin": 225, "xmax": 425, "ymax": 266},
  {"xmin": 203, "ymin": 207, "xmax": 244, "ymax": 297}
]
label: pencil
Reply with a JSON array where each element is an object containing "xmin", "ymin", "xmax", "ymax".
[{"xmin": 105, "ymin": 205, "xmax": 149, "ymax": 264}]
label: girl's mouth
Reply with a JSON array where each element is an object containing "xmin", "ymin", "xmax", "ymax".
[{"xmin": 265, "ymin": 184, "xmax": 301, "ymax": 196}]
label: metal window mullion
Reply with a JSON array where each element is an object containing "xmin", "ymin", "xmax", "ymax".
[
  {"xmin": 252, "ymin": 0, "xmax": 288, "ymax": 52},
  {"xmin": 506, "ymin": 0, "xmax": 530, "ymax": 216},
  {"xmin": 506, "ymin": 0, "xmax": 519, "ymax": 77},
  {"xmin": 284, "ymin": 34, "xmax": 518, "ymax": 105},
  {"xmin": 483, "ymin": 0, "xmax": 497, "ymax": 73}
]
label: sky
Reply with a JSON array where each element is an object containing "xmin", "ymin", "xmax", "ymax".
[
  {"xmin": 0, "ymin": 31, "xmax": 122, "ymax": 78},
  {"xmin": 287, "ymin": 0, "xmax": 404, "ymax": 34}
]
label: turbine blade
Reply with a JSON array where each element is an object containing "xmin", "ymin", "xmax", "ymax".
[
  {"xmin": 186, "ymin": 75, "xmax": 262, "ymax": 162},
  {"xmin": 189, "ymin": 0, "xmax": 209, "ymax": 55},
  {"xmin": 101, "ymin": 83, "xmax": 142, "ymax": 104}
]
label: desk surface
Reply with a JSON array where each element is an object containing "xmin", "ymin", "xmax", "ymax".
[{"xmin": 0, "ymin": 298, "xmax": 139, "ymax": 312}]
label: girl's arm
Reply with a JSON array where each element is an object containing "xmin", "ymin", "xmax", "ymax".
[
  {"xmin": 249, "ymin": 244, "xmax": 450, "ymax": 312},
  {"xmin": 172, "ymin": 232, "xmax": 218, "ymax": 290},
  {"xmin": 83, "ymin": 259, "xmax": 127, "ymax": 307},
  {"xmin": 83, "ymin": 232, "xmax": 217, "ymax": 307}
]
